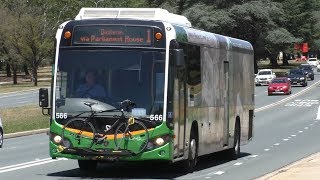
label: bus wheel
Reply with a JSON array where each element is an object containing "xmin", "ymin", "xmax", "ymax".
[
  {"xmin": 78, "ymin": 160, "xmax": 97, "ymax": 171},
  {"xmin": 226, "ymin": 121, "xmax": 240, "ymax": 160},
  {"xmin": 182, "ymin": 132, "xmax": 198, "ymax": 173}
]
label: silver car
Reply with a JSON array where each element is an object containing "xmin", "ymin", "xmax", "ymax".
[{"xmin": 0, "ymin": 115, "xmax": 3, "ymax": 148}]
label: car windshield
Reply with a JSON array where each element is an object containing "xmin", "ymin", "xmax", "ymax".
[
  {"xmin": 258, "ymin": 71, "xmax": 271, "ymax": 75},
  {"xmin": 290, "ymin": 69, "xmax": 303, "ymax": 75},
  {"xmin": 271, "ymin": 79, "xmax": 286, "ymax": 83},
  {"xmin": 300, "ymin": 65, "xmax": 312, "ymax": 70},
  {"xmin": 55, "ymin": 48, "xmax": 165, "ymax": 120}
]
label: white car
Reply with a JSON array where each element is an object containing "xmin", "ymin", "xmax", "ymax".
[
  {"xmin": 317, "ymin": 64, "xmax": 320, "ymax": 72},
  {"xmin": 307, "ymin": 58, "xmax": 319, "ymax": 67},
  {"xmin": 0, "ymin": 115, "xmax": 3, "ymax": 148},
  {"xmin": 255, "ymin": 69, "xmax": 276, "ymax": 86}
]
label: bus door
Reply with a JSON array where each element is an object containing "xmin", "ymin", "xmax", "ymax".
[
  {"xmin": 223, "ymin": 61, "xmax": 230, "ymax": 146},
  {"xmin": 173, "ymin": 60, "xmax": 186, "ymax": 157}
]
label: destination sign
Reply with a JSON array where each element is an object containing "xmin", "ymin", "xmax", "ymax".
[{"xmin": 72, "ymin": 25, "xmax": 153, "ymax": 46}]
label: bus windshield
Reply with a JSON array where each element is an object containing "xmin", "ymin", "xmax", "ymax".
[{"xmin": 55, "ymin": 48, "xmax": 165, "ymax": 119}]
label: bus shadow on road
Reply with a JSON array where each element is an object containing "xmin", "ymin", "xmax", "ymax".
[{"xmin": 46, "ymin": 152, "xmax": 251, "ymax": 179}]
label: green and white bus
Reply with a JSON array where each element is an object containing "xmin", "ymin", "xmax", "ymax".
[{"xmin": 39, "ymin": 8, "xmax": 254, "ymax": 171}]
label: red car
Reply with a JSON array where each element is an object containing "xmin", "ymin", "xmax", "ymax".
[{"xmin": 268, "ymin": 77, "xmax": 292, "ymax": 96}]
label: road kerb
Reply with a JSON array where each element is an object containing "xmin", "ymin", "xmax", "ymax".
[
  {"xmin": 4, "ymin": 128, "xmax": 49, "ymax": 139},
  {"xmin": 256, "ymin": 152, "xmax": 320, "ymax": 179}
]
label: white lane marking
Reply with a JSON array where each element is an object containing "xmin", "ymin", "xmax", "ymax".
[
  {"xmin": 234, "ymin": 162, "xmax": 242, "ymax": 166},
  {"xmin": 0, "ymin": 158, "xmax": 67, "ymax": 173},
  {"xmin": 291, "ymin": 135, "xmax": 296, "ymax": 137},
  {"xmin": 283, "ymin": 139, "xmax": 289, "ymax": 141},
  {"xmin": 274, "ymin": 143, "xmax": 280, "ymax": 146},
  {"xmin": 264, "ymin": 149, "xmax": 270, "ymax": 151},
  {"xmin": 0, "ymin": 158, "xmax": 51, "ymax": 170},
  {"xmin": 304, "ymin": 127, "xmax": 309, "ymax": 129},
  {"xmin": 213, "ymin": 171, "xmax": 225, "ymax": 175},
  {"xmin": 299, "ymin": 131, "xmax": 303, "ymax": 133},
  {"xmin": 205, "ymin": 177, "xmax": 211, "ymax": 179},
  {"xmin": 250, "ymin": 155, "xmax": 258, "ymax": 158},
  {"xmin": 317, "ymin": 105, "xmax": 320, "ymax": 119},
  {"xmin": 310, "ymin": 124, "xmax": 314, "ymax": 126}
]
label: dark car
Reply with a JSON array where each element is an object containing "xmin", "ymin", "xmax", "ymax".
[
  {"xmin": 299, "ymin": 64, "xmax": 314, "ymax": 80},
  {"xmin": 288, "ymin": 69, "xmax": 307, "ymax": 87}
]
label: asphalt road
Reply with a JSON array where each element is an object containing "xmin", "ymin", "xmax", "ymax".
[
  {"xmin": 1, "ymin": 73, "xmax": 320, "ymax": 179},
  {"xmin": 0, "ymin": 89, "xmax": 39, "ymax": 108}
]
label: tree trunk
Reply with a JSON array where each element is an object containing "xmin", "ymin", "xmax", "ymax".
[
  {"xmin": 11, "ymin": 64, "xmax": 18, "ymax": 85},
  {"xmin": 282, "ymin": 53, "xmax": 289, "ymax": 66},
  {"xmin": 269, "ymin": 53, "xmax": 279, "ymax": 67},
  {"xmin": 23, "ymin": 64, "xmax": 29, "ymax": 75},
  {"xmin": 6, "ymin": 63, "xmax": 11, "ymax": 77},
  {"xmin": 32, "ymin": 67, "xmax": 38, "ymax": 86}
]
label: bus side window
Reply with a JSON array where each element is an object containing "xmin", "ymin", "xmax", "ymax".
[{"xmin": 186, "ymin": 44, "xmax": 201, "ymax": 107}]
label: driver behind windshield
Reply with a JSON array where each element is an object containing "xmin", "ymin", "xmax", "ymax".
[{"xmin": 75, "ymin": 70, "xmax": 106, "ymax": 100}]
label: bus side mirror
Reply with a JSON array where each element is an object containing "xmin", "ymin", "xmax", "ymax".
[
  {"xmin": 170, "ymin": 49, "xmax": 185, "ymax": 67},
  {"xmin": 39, "ymin": 88, "xmax": 49, "ymax": 107}
]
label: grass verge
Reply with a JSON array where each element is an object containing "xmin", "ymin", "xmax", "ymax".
[
  {"xmin": 258, "ymin": 59, "xmax": 307, "ymax": 76},
  {"xmin": 0, "ymin": 104, "xmax": 49, "ymax": 134}
]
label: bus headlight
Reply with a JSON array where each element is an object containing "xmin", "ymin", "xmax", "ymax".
[
  {"xmin": 53, "ymin": 135, "xmax": 62, "ymax": 144},
  {"xmin": 155, "ymin": 137, "xmax": 165, "ymax": 146},
  {"xmin": 145, "ymin": 134, "xmax": 170, "ymax": 151}
]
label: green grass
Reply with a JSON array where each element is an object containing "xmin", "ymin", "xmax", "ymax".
[
  {"xmin": 0, "ymin": 104, "xmax": 49, "ymax": 134},
  {"xmin": 258, "ymin": 59, "xmax": 306, "ymax": 76}
]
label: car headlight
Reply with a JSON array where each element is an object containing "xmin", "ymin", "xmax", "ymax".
[{"xmin": 300, "ymin": 77, "xmax": 305, "ymax": 80}]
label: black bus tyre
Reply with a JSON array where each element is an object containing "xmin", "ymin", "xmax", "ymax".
[
  {"xmin": 78, "ymin": 160, "xmax": 97, "ymax": 171},
  {"xmin": 226, "ymin": 121, "xmax": 240, "ymax": 160},
  {"xmin": 182, "ymin": 131, "xmax": 198, "ymax": 173}
]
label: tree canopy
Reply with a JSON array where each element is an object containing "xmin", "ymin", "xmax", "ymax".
[{"xmin": 1, "ymin": 0, "xmax": 319, "ymax": 83}]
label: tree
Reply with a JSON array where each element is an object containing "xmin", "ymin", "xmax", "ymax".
[
  {"xmin": 0, "ymin": 0, "xmax": 54, "ymax": 86},
  {"xmin": 276, "ymin": 0, "xmax": 320, "ymax": 57}
]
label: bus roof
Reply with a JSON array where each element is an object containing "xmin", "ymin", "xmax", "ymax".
[{"xmin": 75, "ymin": 8, "xmax": 192, "ymax": 27}]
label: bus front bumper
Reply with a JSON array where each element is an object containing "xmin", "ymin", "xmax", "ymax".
[{"xmin": 50, "ymin": 141, "xmax": 172, "ymax": 161}]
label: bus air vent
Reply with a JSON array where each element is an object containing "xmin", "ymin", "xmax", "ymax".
[{"xmin": 75, "ymin": 8, "xmax": 192, "ymax": 28}]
